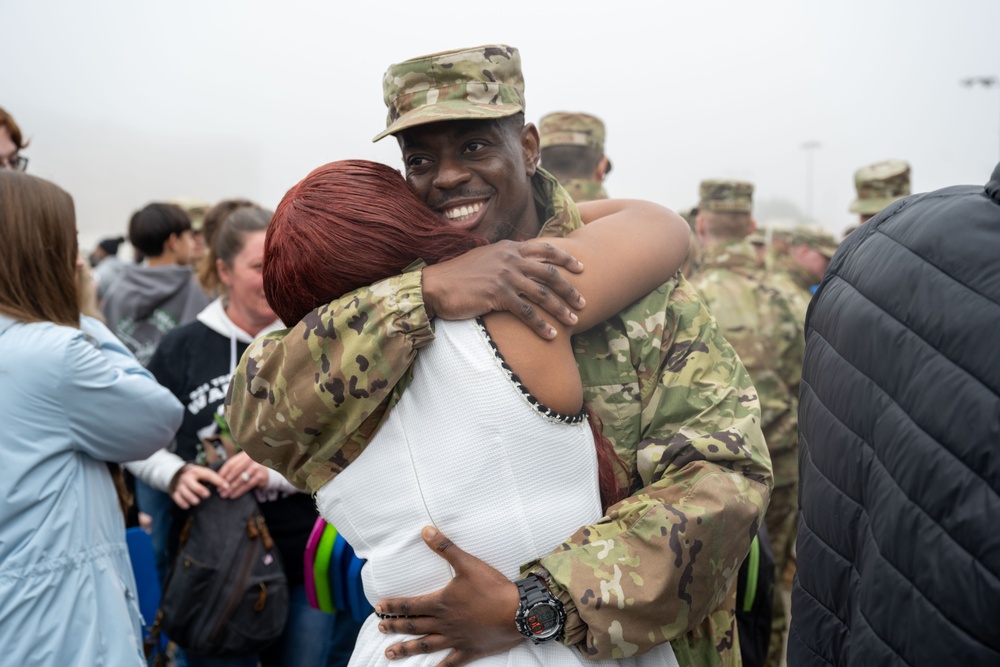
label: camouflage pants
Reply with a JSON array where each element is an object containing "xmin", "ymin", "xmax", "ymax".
[{"xmin": 764, "ymin": 481, "xmax": 798, "ymax": 667}]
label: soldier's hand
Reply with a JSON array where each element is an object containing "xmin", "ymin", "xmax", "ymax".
[
  {"xmin": 375, "ymin": 526, "xmax": 523, "ymax": 666},
  {"xmin": 421, "ymin": 240, "xmax": 585, "ymax": 340}
]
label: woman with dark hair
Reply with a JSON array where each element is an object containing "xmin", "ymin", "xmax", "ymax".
[
  {"xmin": 248, "ymin": 160, "xmax": 688, "ymax": 667},
  {"xmin": 0, "ymin": 171, "xmax": 183, "ymax": 665},
  {"xmin": 126, "ymin": 205, "xmax": 335, "ymax": 666}
]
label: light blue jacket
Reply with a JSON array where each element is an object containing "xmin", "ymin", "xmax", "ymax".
[{"xmin": 0, "ymin": 315, "xmax": 183, "ymax": 666}]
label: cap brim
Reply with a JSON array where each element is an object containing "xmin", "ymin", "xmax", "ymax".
[
  {"xmin": 373, "ymin": 101, "xmax": 524, "ymax": 142},
  {"xmin": 818, "ymin": 244, "xmax": 839, "ymax": 259},
  {"xmin": 849, "ymin": 195, "xmax": 902, "ymax": 215}
]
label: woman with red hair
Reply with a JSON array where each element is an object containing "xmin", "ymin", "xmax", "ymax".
[{"xmin": 257, "ymin": 160, "xmax": 688, "ymax": 667}]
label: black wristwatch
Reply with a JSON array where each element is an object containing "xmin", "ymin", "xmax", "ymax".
[{"xmin": 513, "ymin": 574, "xmax": 566, "ymax": 643}]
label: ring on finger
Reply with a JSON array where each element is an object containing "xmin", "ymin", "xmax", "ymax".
[{"xmin": 241, "ymin": 472, "xmax": 250, "ymax": 483}]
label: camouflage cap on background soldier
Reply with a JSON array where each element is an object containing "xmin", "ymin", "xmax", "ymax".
[
  {"xmin": 171, "ymin": 197, "xmax": 211, "ymax": 233},
  {"xmin": 538, "ymin": 112, "xmax": 612, "ymax": 173},
  {"xmin": 373, "ymin": 45, "xmax": 524, "ymax": 142},
  {"xmin": 790, "ymin": 224, "xmax": 840, "ymax": 259},
  {"xmin": 849, "ymin": 160, "xmax": 911, "ymax": 215},
  {"xmin": 699, "ymin": 179, "xmax": 754, "ymax": 213}
]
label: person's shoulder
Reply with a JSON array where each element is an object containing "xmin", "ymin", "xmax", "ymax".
[
  {"xmin": 0, "ymin": 318, "xmax": 104, "ymax": 379},
  {"xmin": 1, "ymin": 318, "xmax": 90, "ymax": 350},
  {"xmin": 169, "ymin": 317, "xmax": 209, "ymax": 338},
  {"xmin": 611, "ymin": 273, "xmax": 711, "ymax": 331},
  {"xmin": 154, "ymin": 319, "xmax": 210, "ymax": 355}
]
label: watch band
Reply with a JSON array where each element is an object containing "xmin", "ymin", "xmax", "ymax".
[{"xmin": 514, "ymin": 574, "xmax": 566, "ymax": 643}]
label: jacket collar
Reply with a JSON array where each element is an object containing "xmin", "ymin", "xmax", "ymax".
[
  {"xmin": 699, "ymin": 240, "xmax": 762, "ymax": 276},
  {"xmin": 534, "ymin": 168, "xmax": 584, "ymax": 239}
]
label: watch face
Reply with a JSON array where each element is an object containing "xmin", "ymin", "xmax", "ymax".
[{"xmin": 527, "ymin": 603, "xmax": 561, "ymax": 638}]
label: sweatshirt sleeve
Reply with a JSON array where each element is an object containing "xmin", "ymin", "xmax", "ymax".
[
  {"xmin": 66, "ymin": 317, "xmax": 184, "ymax": 463},
  {"xmin": 124, "ymin": 448, "xmax": 187, "ymax": 492}
]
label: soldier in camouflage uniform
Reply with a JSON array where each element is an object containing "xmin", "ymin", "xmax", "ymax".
[
  {"xmin": 538, "ymin": 112, "xmax": 612, "ymax": 202},
  {"xmin": 843, "ymin": 159, "xmax": 911, "ymax": 237},
  {"xmin": 226, "ymin": 44, "xmax": 771, "ymax": 667},
  {"xmin": 767, "ymin": 225, "xmax": 839, "ymax": 322},
  {"xmin": 690, "ymin": 181, "xmax": 804, "ymax": 667}
]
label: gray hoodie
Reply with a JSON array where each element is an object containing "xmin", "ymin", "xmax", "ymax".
[{"xmin": 101, "ymin": 264, "xmax": 210, "ymax": 366}]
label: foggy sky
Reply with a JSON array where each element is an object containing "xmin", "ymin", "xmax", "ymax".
[{"xmin": 4, "ymin": 0, "xmax": 999, "ymax": 251}]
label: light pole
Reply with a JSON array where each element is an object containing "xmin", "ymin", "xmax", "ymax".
[
  {"xmin": 961, "ymin": 76, "xmax": 999, "ymax": 161},
  {"xmin": 801, "ymin": 141, "xmax": 821, "ymax": 221}
]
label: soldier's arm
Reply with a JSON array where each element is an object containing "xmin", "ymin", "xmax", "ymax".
[
  {"xmin": 225, "ymin": 271, "xmax": 432, "ymax": 491},
  {"xmin": 525, "ymin": 277, "xmax": 772, "ymax": 658},
  {"xmin": 227, "ymin": 242, "xmax": 588, "ymax": 491}
]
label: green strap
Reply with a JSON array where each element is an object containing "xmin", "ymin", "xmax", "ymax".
[
  {"xmin": 314, "ymin": 524, "xmax": 339, "ymax": 614},
  {"xmin": 742, "ymin": 536, "xmax": 760, "ymax": 613}
]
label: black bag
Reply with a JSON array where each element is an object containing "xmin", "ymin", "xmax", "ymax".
[
  {"xmin": 735, "ymin": 525, "xmax": 776, "ymax": 667},
  {"xmin": 151, "ymin": 482, "xmax": 289, "ymax": 658}
]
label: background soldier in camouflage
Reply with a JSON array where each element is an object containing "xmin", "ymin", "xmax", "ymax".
[
  {"xmin": 538, "ymin": 111, "xmax": 612, "ymax": 202},
  {"xmin": 843, "ymin": 159, "xmax": 911, "ymax": 237},
  {"xmin": 691, "ymin": 181, "xmax": 804, "ymax": 667},
  {"xmin": 227, "ymin": 44, "xmax": 772, "ymax": 667},
  {"xmin": 766, "ymin": 225, "xmax": 839, "ymax": 323}
]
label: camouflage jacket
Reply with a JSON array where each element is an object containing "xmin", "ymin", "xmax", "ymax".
[
  {"xmin": 691, "ymin": 241, "xmax": 804, "ymax": 489},
  {"xmin": 766, "ymin": 255, "xmax": 815, "ymax": 323},
  {"xmin": 226, "ymin": 170, "xmax": 771, "ymax": 667},
  {"xmin": 560, "ymin": 177, "xmax": 609, "ymax": 202}
]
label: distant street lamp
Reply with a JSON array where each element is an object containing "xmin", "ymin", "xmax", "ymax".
[
  {"xmin": 801, "ymin": 141, "xmax": 821, "ymax": 220},
  {"xmin": 960, "ymin": 76, "xmax": 1000, "ymax": 161}
]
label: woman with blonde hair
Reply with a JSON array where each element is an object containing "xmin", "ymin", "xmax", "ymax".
[{"xmin": 0, "ymin": 171, "xmax": 183, "ymax": 665}]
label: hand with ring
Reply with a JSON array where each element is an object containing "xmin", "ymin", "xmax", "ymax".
[{"xmin": 218, "ymin": 452, "xmax": 269, "ymax": 499}]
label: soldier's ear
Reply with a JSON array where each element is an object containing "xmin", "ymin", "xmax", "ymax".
[
  {"xmin": 594, "ymin": 156, "xmax": 610, "ymax": 183},
  {"xmin": 520, "ymin": 123, "xmax": 540, "ymax": 177},
  {"xmin": 748, "ymin": 218, "xmax": 757, "ymax": 235},
  {"xmin": 695, "ymin": 214, "xmax": 707, "ymax": 239}
]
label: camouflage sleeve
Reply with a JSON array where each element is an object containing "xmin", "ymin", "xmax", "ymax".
[
  {"xmin": 225, "ymin": 269, "xmax": 433, "ymax": 493},
  {"xmin": 524, "ymin": 276, "xmax": 772, "ymax": 661}
]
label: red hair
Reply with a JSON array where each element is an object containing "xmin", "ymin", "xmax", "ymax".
[
  {"xmin": 265, "ymin": 160, "xmax": 486, "ymax": 326},
  {"xmin": 265, "ymin": 159, "xmax": 625, "ymax": 510},
  {"xmin": 586, "ymin": 408, "xmax": 629, "ymax": 511}
]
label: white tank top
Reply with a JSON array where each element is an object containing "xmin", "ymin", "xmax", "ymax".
[{"xmin": 317, "ymin": 318, "xmax": 678, "ymax": 667}]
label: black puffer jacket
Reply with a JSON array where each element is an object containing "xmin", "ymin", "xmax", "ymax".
[{"xmin": 789, "ymin": 163, "xmax": 1000, "ymax": 666}]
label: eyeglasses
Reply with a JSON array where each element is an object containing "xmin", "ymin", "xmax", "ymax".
[{"xmin": 0, "ymin": 155, "xmax": 28, "ymax": 171}]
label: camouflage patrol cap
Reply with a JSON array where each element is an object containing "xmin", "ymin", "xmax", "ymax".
[
  {"xmin": 849, "ymin": 159, "xmax": 911, "ymax": 214},
  {"xmin": 171, "ymin": 197, "xmax": 211, "ymax": 232},
  {"xmin": 790, "ymin": 224, "xmax": 839, "ymax": 258},
  {"xmin": 373, "ymin": 44, "xmax": 525, "ymax": 142},
  {"xmin": 699, "ymin": 180, "xmax": 754, "ymax": 213},
  {"xmin": 539, "ymin": 112, "xmax": 606, "ymax": 151}
]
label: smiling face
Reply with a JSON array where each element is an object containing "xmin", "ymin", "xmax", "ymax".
[
  {"xmin": 218, "ymin": 230, "xmax": 276, "ymax": 329},
  {"xmin": 398, "ymin": 117, "xmax": 542, "ymax": 243}
]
